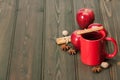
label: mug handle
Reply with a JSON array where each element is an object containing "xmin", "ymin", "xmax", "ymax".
[{"xmin": 105, "ymin": 37, "xmax": 118, "ymax": 58}]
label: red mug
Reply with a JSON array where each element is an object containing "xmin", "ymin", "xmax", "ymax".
[{"xmin": 80, "ymin": 31, "xmax": 118, "ymax": 66}]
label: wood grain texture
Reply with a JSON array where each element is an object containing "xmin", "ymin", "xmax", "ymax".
[
  {"xmin": 43, "ymin": 0, "xmax": 76, "ymax": 80},
  {"xmin": 74, "ymin": 0, "xmax": 116, "ymax": 80},
  {"xmin": 0, "ymin": 0, "xmax": 120, "ymax": 80},
  {"xmin": 0, "ymin": 0, "xmax": 16, "ymax": 80},
  {"xmin": 8, "ymin": 0, "xmax": 45, "ymax": 80},
  {"xmin": 100, "ymin": 0, "xmax": 120, "ymax": 80}
]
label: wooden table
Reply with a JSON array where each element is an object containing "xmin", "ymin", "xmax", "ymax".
[{"xmin": 0, "ymin": 0, "xmax": 120, "ymax": 80}]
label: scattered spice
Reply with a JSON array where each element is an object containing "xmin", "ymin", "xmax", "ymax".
[
  {"xmin": 92, "ymin": 66, "xmax": 102, "ymax": 73},
  {"xmin": 68, "ymin": 48, "xmax": 77, "ymax": 55},
  {"xmin": 62, "ymin": 30, "xmax": 69, "ymax": 36},
  {"xmin": 100, "ymin": 62, "xmax": 110, "ymax": 69},
  {"xmin": 60, "ymin": 44, "xmax": 70, "ymax": 51}
]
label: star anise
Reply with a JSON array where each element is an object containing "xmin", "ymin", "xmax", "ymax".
[
  {"xmin": 68, "ymin": 48, "xmax": 77, "ymax": 55},
  {"xmin": 92, "ymin": 66, "xmax": 102, "ymax": 73},
  {"xmin": 60, "ymin": 44, "xmax": 70, "ymax": 51}
]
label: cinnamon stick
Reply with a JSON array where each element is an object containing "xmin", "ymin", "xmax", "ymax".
[{"xmin": 56, "ymin": 26, "xmax": 103, "ymax": 45}]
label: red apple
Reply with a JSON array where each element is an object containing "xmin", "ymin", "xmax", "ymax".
[
  {"xmin": 71, "ymin": 30, "xmax": 81, "ymax": 50},
  {"xmin": 76, "ymin": 8, "xmax": 95, "ymax": 29},
  {"xmin": 88, "ymin": 23, "xmax": 107, "ymax": 36}
]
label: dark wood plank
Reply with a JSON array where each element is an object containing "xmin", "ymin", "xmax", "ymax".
[
  {"xmin": 73, "ymin": 0, "xmax": 94, "ymax": 80},
  {"xmin": 100, "ymin": 0, "xmax": 120, "ymax": 51},
  {"xmin": 72, "ymin": 1, "xmax": 88, "ymax": 80},
  {"xmin": 0, "ymin": 0, "xmax": 119, "ymax": 80},
  {"xmin": 73, "ymin": 0, "xmax": 117, "ymax": 80},
  {"xmin": 42, "ymin": 0, "xmax": 76, "ymax": 80},
  {"xmin": 8, "ymin": 0, "xmax": 45, "ymax": 80},
  {"xmin": 112, "ymin": 0, "xmax": 120, "ymax": 57},
  {"xmin": 0, "ymin": 0, "xmax": 16, "ymax": 80},
  {"xmin": 100, "ymin": 0, "xmax": 120, "ymax": 80}
]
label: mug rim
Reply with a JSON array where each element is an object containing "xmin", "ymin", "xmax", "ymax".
[{"xmin": 80, "ymin": 31, "xmax": 106, "ymax": 42}]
